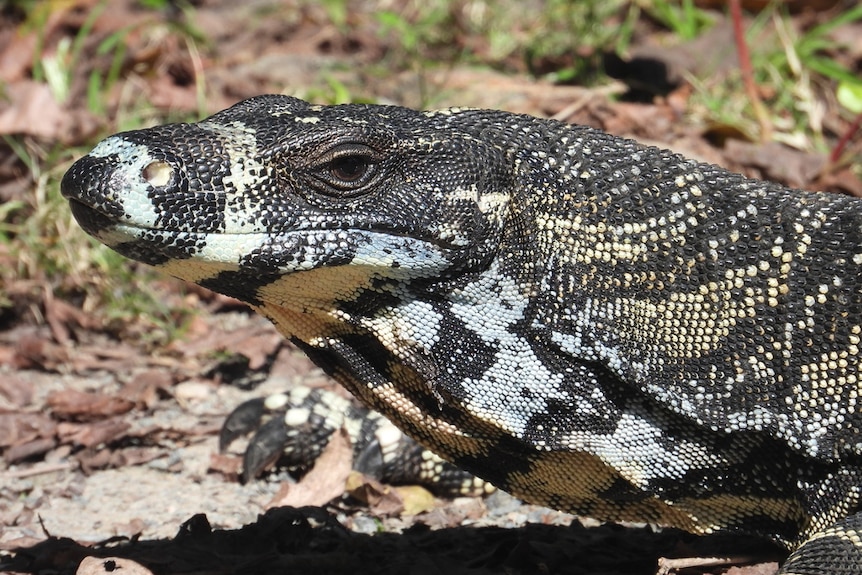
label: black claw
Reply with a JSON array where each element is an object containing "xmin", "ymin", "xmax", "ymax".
[
  {"xmin": 242, "ymin": 416, "xmax": 290, "ymax": 483},
  {"xmin": 219, "ymin": 397, "xmax": 267, "ymax": 452}
]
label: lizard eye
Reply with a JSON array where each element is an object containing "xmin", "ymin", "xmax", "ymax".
[
  {"xmin": 310, "ymin": 143, "xmax": 383, "ymax": 196},
  {"xmin": 329, "ymin": 155, "xmax": 370, "ymax": 183}
]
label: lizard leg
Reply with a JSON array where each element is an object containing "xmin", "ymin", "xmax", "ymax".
[{"xmin": 219, "ymin": 387, "xmax": 492, "ymax": 498}]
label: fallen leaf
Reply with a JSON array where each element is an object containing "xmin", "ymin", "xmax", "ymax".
[
  {"xmin": 232, "ymin": 332, "xmax": 284, "ymax": 370},
  {"xmin": 5, "ymin": 437, "xmax": 58, "ymax": 464},
  {"xmin": 266, "ymin": 427, "xmax": 353, "ymax": 509},
  {"xmin": 0, "ymin": 81, "xmax": 67, "ymax": 139},
  {"xmin": 394, "ymin": 485, "xmax": 437, "ymax": 516},
  {"xmin": 723, "ymin": 140, "xmax": 827, "ymax": 189},
  {"xmin": 813, "ymin": 167, "xmax": 862, "ymax": 198},
  {"xmin": 0, "ymin": 373, "xmax": 35, "ymax": 407},
  {"xmin": 75, "ymin": 447, "xmax": 112, "ymax": 473},
  {"xmin": 13, "ymin": 335, "xmax": 69, "ymax": 371},
  {"xmin": 108, "ymin": 446, "xmax": 165, "ymax": 467},
  {"xmin": 0, "ymin": 412, "xmax": 57, "ymax": 449},
  {"xmin": 47, "ymin": 390, "xmax": 135, "ymax": 420},
  {"xmin": 43, "ymin": 292, "xmax": 103, "ymax": 345},
  {"xmin": 68, "ymin": 343, "xmax": 145, "ymax": 374},
  {"xmin": 57, "ymin": 418, "xmax": 131, "ymax": 448},
  {"xmin": 725, "ymin": 561, "xmax": 781, "ymax": 574},
  {"xmin": 171, "ymin": 324, "xmax": 282, "ymax": 370},
  {"xmin": 119, "ymin": 369, "xmax": 173, "ymax": 409},
  {"xmin": 346, "ymin": 472, "xmax": 406, "ymax": 517},
  {"xmin": 0, "ymin": 1, "xmax": 86, "ymax": 83}
]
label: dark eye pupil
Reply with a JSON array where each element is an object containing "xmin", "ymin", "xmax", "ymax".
[{"xmin": 331, "ymin": 156, "xmax": 368, "ymax": 182}]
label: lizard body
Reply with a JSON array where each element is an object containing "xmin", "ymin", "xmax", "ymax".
[{"xmin": 62, "ymin": 95, "xmax": 862, "ymax": 572}]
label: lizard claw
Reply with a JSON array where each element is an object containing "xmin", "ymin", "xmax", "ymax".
[
  {"xmin": 219, "ymin": 397, "xmax": 267, "ymax": 453},
  {"xmin": 242, "ymin": 413, "xmax": 291, "ymax": 483}
]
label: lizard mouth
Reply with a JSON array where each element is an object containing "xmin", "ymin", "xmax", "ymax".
[
  {"xmin": 68, "ymin": 194, "xmax": 463, "ymax": 277},
  {"xmin": 68, "ymin": 193, "xmax": 468, "ymax": 257},
  {"xmin": 67, "ymin": 199, "xmax": 118, "ymax": 238}
]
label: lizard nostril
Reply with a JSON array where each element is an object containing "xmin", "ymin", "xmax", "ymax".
[{"xmin": 142, "ymin": 160, "xmax": 172, "ymax": 187}]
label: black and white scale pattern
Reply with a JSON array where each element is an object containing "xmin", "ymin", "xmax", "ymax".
[
  {"xmin": 62, "ymin": 95, "xmax": 862, "ymax": 572},
  {"xmin": 219, "ymin": 385, "xmax": 491, "ymax": 496}
]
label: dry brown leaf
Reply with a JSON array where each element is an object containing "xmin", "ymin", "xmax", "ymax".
[
  {"xmin": 109, "ymin": 446, "xmax": 165, "ymax": 467},
  {"xmin": 0, "ymin": 29, "xmax": 40, "ymax": 84},
  {"xmin": 814, "ymin": 167, "xmax": 862, "ymax": 198},
  {"xmin": 0, "ymin": 81, "xmax": 67, "ymax": 139},
  {"xmin": 171, "ymin": 324, "xmax": 282, "ymax": 369},
  {"xmin": 0, "ymin": 345, "xmax": 16, "ymax": 368},
  {"xmin": 75, "ymin": 447, "xmax": 113, "ymax": 472},
  {"xmin": 13, "ymin": 335, "xmax": 69, "ymax": 371},
  {"xmin": 0, "ymin": 412, "xmax": 56, "ymax": 448},
  {"xmin": 231, "ymin": 332, "xmax": 284, "ymax": 370},
  {"xmin": 0, "ymin": 373, "xmax": 35, "ymax": 407},
  {"xmin": 0, "ymin": 1, "xmax": 86, "ymax": 83},
  {"xmin": 146, "ymin": 69, "xmax": 200, "ymax": 112},
  {"xmin": 43, "ymin": 294, "xmax": 103, "ymax": 346},
  {"xmin": 345, "ymin": 472, "xmax": 406, "ymax": 517},
  {"xmin": 723, "ymin": 140, "xmax": 827, "ymax": 189},
  {"xmin": 266, "ymin": 427, "xmax": 353, "ymax": 509},
  {"xmin": 47, "ymin": 389, "xmax": 135, "ymax": 420},
  {"xmin": 57, "ymin": 418, "xmax": 131, "ymax": 448},
  {"xmin": 4, "ymin": 437, "xmax": 58, "ymax": 463},
  {"xmin": 75, "ymin": 445, "xmax": 164, "ymax": 473},
  {"xmin": 68, "ymin": 343, "xmax": 145, "ymax": 373},
  {"xmin": 119, "ymin": 369, "xmax": 173, "ymax": 409},
  {"xmin": 393, "ymin": 485, "xmax": 436, "ymax": 516}
]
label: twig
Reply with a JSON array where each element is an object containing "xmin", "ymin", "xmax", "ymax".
[
  {"xmin": 730, "ymin": 0, "xmax": 773, "ymax": 141},
  {"xmin": 1, "ymin": 461, "xmax": 76, "ymax": 479},
  {"xmin": 830, "ymin": 109, "xmax": 862, "ymax": 165},
  {"xmin": 656, "ymin": 555, "xmax": 768, "ymax": 575}
]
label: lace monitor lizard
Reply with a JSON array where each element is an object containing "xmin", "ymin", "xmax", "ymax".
[{"xmin": 62, "ymin": 95, "xmax": 861, "ymax": 573}]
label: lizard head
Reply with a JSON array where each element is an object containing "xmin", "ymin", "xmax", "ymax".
[{"xmin": 61, "ymin": 95, "xmax": 515, "ymax": 308}]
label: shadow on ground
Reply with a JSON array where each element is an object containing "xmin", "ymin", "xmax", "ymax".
[{"xmin": 2, "ymin": 506, "xmax": 785, "ymax": 575}]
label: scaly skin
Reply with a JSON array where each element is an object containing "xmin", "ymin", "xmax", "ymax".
[{"xmin": 62, "ymin": 95, "xmax": 862, "ymax": 572}]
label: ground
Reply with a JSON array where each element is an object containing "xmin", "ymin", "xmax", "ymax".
[{"xmin": 0, "ymin": 1, "xmax": 860, "ymax": 574}]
